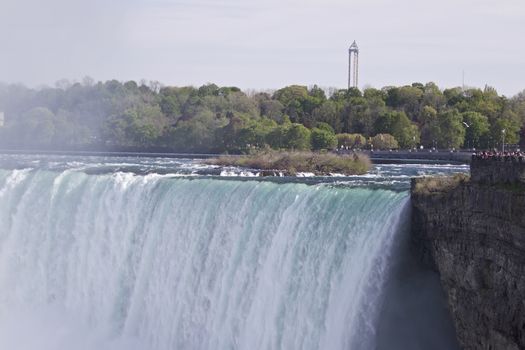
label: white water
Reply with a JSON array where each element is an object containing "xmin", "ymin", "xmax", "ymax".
[{"xmin": 0, "ymin": 168, "xmax": 410, "ymax": 349}]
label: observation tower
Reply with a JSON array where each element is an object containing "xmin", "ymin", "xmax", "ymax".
[{"xmin": 348, "ymin": 41, "xmax": 359, "ymax": 89}]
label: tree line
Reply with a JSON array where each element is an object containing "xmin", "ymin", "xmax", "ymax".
[{"xmin": 0, "ymin": 79, "xmax": 524, "ymax": 153}]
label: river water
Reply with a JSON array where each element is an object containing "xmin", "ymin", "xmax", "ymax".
[{"xmin": 0, "ymin": 154, "xmax": 466, "ymax": 349}]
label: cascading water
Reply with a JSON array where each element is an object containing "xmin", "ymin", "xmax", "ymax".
[{"xmin": 0, "ymin": 157, "xmax": 464, "ymax": 350}]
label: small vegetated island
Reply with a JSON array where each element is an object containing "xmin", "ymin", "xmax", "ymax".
[{"xmin": 207, "ymin": 151, "xmax": 371, "ymax": 176}]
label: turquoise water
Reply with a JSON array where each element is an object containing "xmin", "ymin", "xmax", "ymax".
[{"xmin": 0, "ymin": 155, "xmax": 464, "ymax": 349}]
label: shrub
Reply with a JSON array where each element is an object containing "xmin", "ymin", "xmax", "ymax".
[
  {"xmin": 370, "ymin": 133, "xmax": 399, "ymax": 150},
  {"xmin": 336, "ymin": 133, "xmax": 366, "ymax": 149}
]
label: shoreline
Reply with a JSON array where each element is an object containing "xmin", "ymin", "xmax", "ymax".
[{"xmin": 0, "ymin": 148, "xmax": 469, "ymax": 165}]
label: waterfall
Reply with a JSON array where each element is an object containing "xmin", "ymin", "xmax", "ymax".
[{"xmin": 0, "ymin": 168, "xmax": 409, "ymax": 350}]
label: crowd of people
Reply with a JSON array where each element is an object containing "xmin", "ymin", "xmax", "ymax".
[{"xmin": 473, "ymin": 151, "xmax": 525, "ymax": 163}]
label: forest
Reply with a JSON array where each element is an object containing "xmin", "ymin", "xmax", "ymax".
[{"xmin": 0, "ymin": 79, "xmax": 524, "ymax": 153}]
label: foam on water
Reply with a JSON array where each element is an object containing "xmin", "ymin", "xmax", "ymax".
[{"xmin": 0, "ymin": 168, "xmax": 409, "ymax": 349}]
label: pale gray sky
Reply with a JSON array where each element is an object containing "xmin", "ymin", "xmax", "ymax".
[{"xmin": 1, "ymin": 0, "xmax": 524, "ymax": 96}]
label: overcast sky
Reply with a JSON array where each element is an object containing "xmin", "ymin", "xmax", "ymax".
[{"xmin": 1, "ymin": 0, "xmax": 524, "ymax": 96}]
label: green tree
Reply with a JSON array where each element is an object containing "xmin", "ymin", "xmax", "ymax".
[
  {"xmin": 342, "ymin": 97, "xmax": 371, "ymax": 135},
  {"xmin": 234, "ymin": 118, "xmax": 277, "ymax": 152},
  {"xmin": 266, "ymin": 124, "xmax": 288, "ymax": 149},
  {"xmin": 436, "ymin": 110, "xmax": 465, "ymax": 149},
  {"xmin": 283, "ymin": 123, "xmax": 311, "ymax": 150},
  {"xmin": 308, "ymin": 85, "xmax": 327, "ymax": 101},
  {"xmin": 315, "ymin": 122, "xmax": 335, "ymax": 133},
  {"xmin": 311, "ymin": 127, "xmax": 337, "ymax": 150},
  {"xmin": 388, "ymin": 85, "xmax": 424, "ymax": 120},
  {"xmin": 420, "ymin": 107, "xmax": 440, "ymax": 148},
  {"xmin": 519, "ymin": 124, "xmax": 525, "ymax": 148},
  {"xmin": 312, "ymin": 101, "xmax": 341, "ymax": 132},
  {"xmin": 510, "ymin": 90, "xmax": 525, "ymax": 125},
  {"xmin": 215, "ymin": 115, "xmax": 245, "ymax": 152},
  {"xmin": 273, "ymin": 85, "xmax": 309, "ymax": 124},
  {"xmin": 490, "ymin": 118, "xmax": 520, "ymax": 149},
  {"xmin": 363, "ymin": 90, "xmax": 387, "ymax": 133},
  {"xmin": 374, "ymin": 111, "xmax": 419, "ymax": 148},
  {"xmin": 16, "ymin": 107, "xmax": 56, "ymax": 145},
  {"xmin": 461, "ymin": 111, "xmax": 489, "ymax": 149},
  {"xmin": 165, "ymin": 110, "xmax": 223, "ymax": 152},
  {"xmin": 422, "ymin": 82, "xmax": 446, "ymax": 110},
  {"xmin": 104, "ymin": 104, "xmax": 167, "ymax": 147},
  {"xmin": 259, "ymin": 99, "xmax": 285, "ymax": 123}
]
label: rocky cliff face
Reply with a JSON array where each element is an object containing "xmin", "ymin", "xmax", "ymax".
[
  {"xmin": 411, "ymin": 176, "xmax": 525, "ymax": 350},
  {"xmin": 470, "ymin": 158, "xmax": 525, "ymax": 185}
]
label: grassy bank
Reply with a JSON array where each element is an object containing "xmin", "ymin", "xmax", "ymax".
[
  {"xmin": 207, "ymin": 151, "xmax": 371, "ymax": 176},
  {"xmin": 412, "ymin": 173, "xmax": 470, "ymax": 195}
]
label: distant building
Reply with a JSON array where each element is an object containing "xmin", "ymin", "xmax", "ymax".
[{"xmin": 0, "ymin": 112, "xmax": 4, "ymax": 127}]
